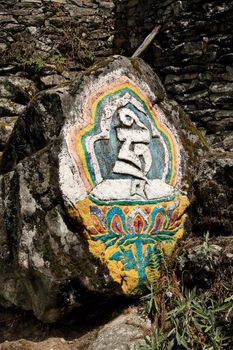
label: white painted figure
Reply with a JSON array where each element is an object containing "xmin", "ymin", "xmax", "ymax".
[
  {"xmin": 113, "ymin": 107, "xmax": 152, "ymax": 198},
  {"xmin": 81, "ymin": 94, "xmax": 175, "ymax": 202}
]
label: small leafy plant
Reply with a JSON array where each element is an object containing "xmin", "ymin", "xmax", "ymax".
[{"xmin": 136, "ymin": 241, "xmax": 233, "ymax": 350}]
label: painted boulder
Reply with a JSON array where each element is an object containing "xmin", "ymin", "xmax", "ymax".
[
  {"xmin": 59, "ymin": 57, "xmax": 205, "ymax": 293},
  {"xmin": 0, "ymin": 56, "xmax": 207, "ymax": 321}
]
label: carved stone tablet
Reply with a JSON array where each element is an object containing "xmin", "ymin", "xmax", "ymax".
[{"xmin": 59, "ymin": 58, "xmax": 191, "ymax": 293}]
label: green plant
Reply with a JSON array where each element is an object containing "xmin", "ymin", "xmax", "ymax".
[
  {"xmin": 169, "ymin": 288, "xmax": 232, "ymax": 349},
  {"xmin": 136, "ymin": 241, "xmax": 233, "ymax": 350},
  {"xmin": 177, "ymin": 232, "xmax": 221, "ymax": 272},
  {"xmin": 25, "ymin": 57, "xmax": 46, "ymax": 74},
  {"xmin": 138, "ymin": 285, "xmax": 232, "ymax": 349},
  {"xmin": 136, "ymin": 326, "xmax": 167, "ymax": 350},
  {"xmin": 84, "ymin": 50, "xmax": 96, "ymax": 65},
  {"xmin": 192, "ymin": 232, "xmax": 222, "ymax": 264},
  {"xmin": 52, "ymin": 52, "xmax": 66, "ymax": 65}
]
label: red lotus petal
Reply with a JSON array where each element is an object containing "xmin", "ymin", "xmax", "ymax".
[{"xmin": 111, "ymin": 214, "xmax": 124, "ymax": 234}]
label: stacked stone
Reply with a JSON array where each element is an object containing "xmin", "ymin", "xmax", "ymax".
[
  {"xmin": 0, "ymin": 0, "xmax": 115, "ymax": 65},
  {"xmin": 0, "ymin": 76, "xmax": 38, "ymax": 155},
  {"xmin": 0, "ymin": 0, "xmax": 115, "ymax": 152},
  {"xmin": 115, "ymin": 0, "xmax": 233, "ymax": 150}
]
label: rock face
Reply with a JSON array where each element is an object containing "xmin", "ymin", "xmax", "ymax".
[
  {"xmin": 0, "ymin": 56, "xmax": 206, "ymax": 321},
  {"xmin": 0, "ymin": 76, "xmax": 38, "ymax": 150},
  {"xmin": 87, "ymin": 307, "xmax": 149, "ymax": 350},
  {"xmin": 1, "ymin": 0, "xmax": 233, "ymax": 152},
  {"xmin": 191, "ymin": 152, "xmax": 233, "ymax": 235},
  {"xmin": 1, "ymin": 0, "xmax": 115, "ymax": 68},
  {"xmin": 115, "ymin": 0, "xmax": 233, "ymax": 148}
]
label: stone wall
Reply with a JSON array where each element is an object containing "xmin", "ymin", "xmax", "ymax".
[
  {"xmin": 1, "ymin": 0, "xmax": 115, "ymax": 68},
  {"xmin": 1, "ymin": 0, "xmax": 233, "ymax": 151},
  {"xmin": 0, "ymin": 0, "xmax": 115, "ymax": 153},
  {"xmin": 0, "ymin": 1, "xmax": 232, "ymax": 173},
  {"xmin": 115, "ymin": 0, "xmax": 233, "ymax": 149}
]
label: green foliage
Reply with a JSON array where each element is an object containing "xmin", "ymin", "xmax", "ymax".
[
  {"xmin": 137, "ymin": 326, "xmax": 167, "ymax": 350},
  {"xmin": 169, "ymin": 289, "xmax": 232, "ymax": 349},
  {"xmin": 25, "ymin": 57, "xmax": 46, "ymax": 74},
  {"xmin": 138, "ymin": 286, "xmax": 232, "ymax": 350},
  {"xmin": 146, "ymin": 246, "xmax": 164, "ymax": 288},
  {"xmin": 136, "ymin": 240, "xmax": 233, "ymax": 350},
  {"xmin": 84, "ymin": 49, "xmax": 96, "ymax": 65},
  {"xmin": 177, "ymin": 232, "xmax": 221, "ymax": 271},
  {"xmin": 52, "ymin": 53, "xmax": 66, "ymax": 66}
]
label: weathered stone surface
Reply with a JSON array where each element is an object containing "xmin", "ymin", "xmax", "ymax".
[
  {"xmin": 0, "ymin": 89, "xmax": 67, "ymax": 174},
  {"xmin": 0, "ymin": 43, "xmax": 7, "ymax": 53},
  {"xmin": 1, "ymin": 0, "xmax": 115, "ymax": 69},
  {"xmin": 0, "ymin": 98, "xmax": 26, "ymax": 117},
  {"xmin": 115, "ymin": 0, "xmax": 233, "ymax": 146},
  {"xmin": 210, "ymin": 82, "xmax": 233, "ymax": 94},
  {"xmin": 191, "ymin": 152, "xmax": 233, "ymax": 235},
  {"xmin": 0, "ymin": 76, "xmax": 37, "ymax": 103},
  {"xmin": 0, "ymin": 56, "xmax": 207, "ymax": 321},
  {"xmin": 0, "ymin": 307, "xmax": 147, "ymax": 349},
  {"xmin": 0, "ymin": 117, "xmax": 17, "ymax": 149},
  {"xmin": 0, "ymin": 143, "xmax": 117, "ymax": 321},
  {"xmin": 213, "ymin": 134, "xmax": 233, "ymax": 151},
  {"xmin": 87, "ymin": 307, "xmax": 149, "ymax": 350},
  {"xmin": 40, "ymin": 74, "xmax": 67, "ymax": 88}
]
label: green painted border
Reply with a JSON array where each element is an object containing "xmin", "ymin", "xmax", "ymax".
[
  {"xmin": 88, "ymin": 193, "xmax": 176, "ymax": 206},
  {"xmin": 81, "ymin": 87, "xmax": 174, "ymax": 186}
]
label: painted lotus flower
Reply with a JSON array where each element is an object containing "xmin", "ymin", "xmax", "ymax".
[
  {"xmin": 88, "ymin": 202, "xmax": 183, "ymax": 289},
  {"xmin": 89, "ymin": 202, "xmax": 182, "ymax": 247}
]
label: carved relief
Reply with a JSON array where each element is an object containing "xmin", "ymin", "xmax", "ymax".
[{"xmin": 66, "ymin": 76, "xmax": 188, "ymax": 292}]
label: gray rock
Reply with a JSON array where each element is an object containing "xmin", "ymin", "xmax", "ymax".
[
  {"xmin": 0, "ymin": 117, "xmax": 18, "ymax": 149},
  {"xmin": 0, "ymin": 56, "xmax": 207, "ymax": 321},
  {"xmin": 209, "ymin": 94, "xmax": 233, "ymax": 104},
  {"xmin": 0, "ymin": 143, "xmax": 116, "ymax": 321},
  {"xmin": 191, "ymin": 152, "xmax": 233, "ymax": 235},
  {"xmin": 206, "ymin": 118, "xmax": 233, "ymax": 132},
  {"xmin": 0, "ymin": 76, "xmax": 38, "ymax": 103},
  {"xmin": 0, "ymin": 88, "xmax": 67, "ymax": 174},
  {"xmin": 0, "ymin": 43, "xmax": 7, "ymax": 53},
  {"xmin": 213, "ymin": 134, "xmax": 233, "ymax": 151},
  {"xmin": 0, "ymin": 16, "xmax": 17, "ymax": 24},
  {"xmin": 40, "ymin": 74, "xmax": 67, "ymax": 88},
  {"xmin": 115, "ymin": 0, "xmax": 233, "ymax": 144},
  {"xmin": 214, "ymin": 110, "xmax": 233, "ymax": 119},
  {"xmin": 210, "ymin": 82, "xmax": 233, "ymax": 93},
  {"xmin": 0, "ymin": 98, "xmax": 26, "ymax": 117},
  {"xmin": 88, "ymin": 307, "xmax": 149, "ymax": 350},
  {"xmin": 165, "ymin": 73, "xmax": 198, "ymax": 85},
  {"xmin": 98, "ymin": 1, "xmax": 115, "ymax": 10},
  {"xmin": 0, "ymin": 66, "xmax": 17, "ymax": 74}
]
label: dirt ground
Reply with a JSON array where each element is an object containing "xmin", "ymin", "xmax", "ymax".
[
  {"xmin": 0, "ymin": 297, "xmax": 135, "ymax": 350},
  {"xmin": 0, "ymin": 335, "xmax": 97, "ymax": 350},
  {"xmin": 0, "ymin": 307, "xmax": 98, "ymax": 350}
]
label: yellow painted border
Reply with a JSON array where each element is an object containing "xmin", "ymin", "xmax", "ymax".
[{"xmin": 76, "ymin": 81, "xmax": 178, "ymax": 189}]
